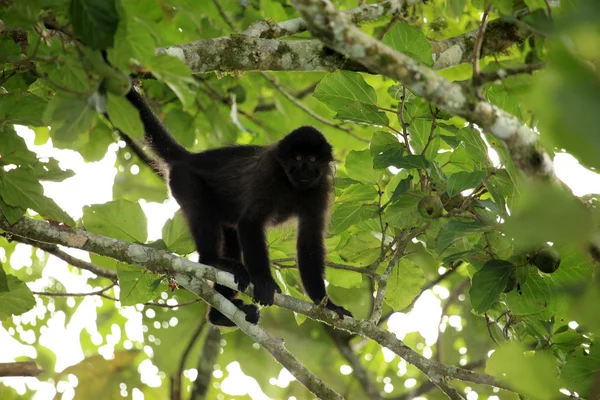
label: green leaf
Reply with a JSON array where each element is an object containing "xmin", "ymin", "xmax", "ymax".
[
  {"xmin": 106, "ymin": 93, "xmax": 144, "ymax": 139},
  {"xmin": 487, "ymin": 343, "xmax": 563, "ymax": 398},
  {"xmin": 117, "ymin": 263, "xmax": 166, "ymax": 306},
  {"xmin": 457, "ymin": 127, "xmax": 488, "ymax": 168},
  {"xmin": 384, "ymin": 259, "xmax": 425, "ymax": 310},
  {"xmin": 504, "ymin": 181, "xmax": 593, "ymax": 250},
  {"xmin": 162, "ymin": 211, "xmax": 195, "ymax": 255},
  {"xmin": 69, "ymin": 0, "xmax": 119, "ymax": 49},
  {"xmin": 536, "ymin": 46, "xmax": 600, "ymax": 171},
  {"xmin": 446, "ymin": 170, "xmax": 486, "ymax": 196},
  {"xmin": 505, "ymin": 269, "xmax": 560, "ymax": 319},
  {"xmin": 0, "ymin": 196, "xmax": 25, "ymax": 225},
  {"xmin": 446, "ymin": 0, "xmax": 466, "ymax": 18},
  {"xmin": 373, "ymin": 147, "xmax": 404, "ymax": 169},
  {"xmin": 33, "ymin": 158, "xmax": 76, "ymax": 182},
  {"xmin": 345, "ymin": 150, "xmax": 384, "ymax": 184},
  {"xmin": 330, "ymin": 203, "xmax": 375, "ymax": 235},
  {"xmin": 107, "ymin": 17, "xmax": 155, "ymax": 71},
  {"xmin": 387, "ymin": 175, "xmax": 413, "ymax": 205},
  {"xmin": 337, "ymin": 184, "xmax": 378, "ymax": 204},
  {"xmin": 147, "ymin": 55, "xmax": 196, "ymax": 110},
  {"xmin": 369, "ymin": 131, "xmax": 400, "ymax": 157},
  {"xmin": 82, "ymin": 199, "xmax": 148, "ymax": 243},
  {"xmin": 0, "ymin": 268, "xmax": 35, "ymax": 321},
  {"xmin": 0, "ymin": 265, "xmax": 7, "ymax": 292},
  {"xmin": 436, "ymin": 220, "xmax": 490, "ymax": 253},
  {"xmin": 382, "ymin": 22, "xmax": 433, "ymax": 66},
  {"xmin": 0, "ymin": 93, "xmax": 48, "ymax": 126},
  {"xmin": 164, "ymin": 109, "xmax": 196, "ymax": 148},
  {"xmin": 0, "ymin": 167, "xmax": 75, "ymax": 226},
  {"xmin": 489, "ymin": 0, "xmax": 514, "ymax": 14},
  {"xmin": 44, "ymin": 94, "xmax": 96, "ymax": 141},
  {"xmin": 0, "ymin": 125, "xmax": 37, "ymax": 166},
  {"xmin": 326, "ymin": 267, "xmax": 363, "ymax": 289},
  {"xmin": 469, "ymin": 259, "xmax": 514, "ymax": 313},
  {"xmin": 373, "ymin": 147, "xmax": 429, "ymax": 170},
  {"xmin": 407, "ymin": 119, "xmax": 433, "ymax": 152},
  {"xmin": 385, "ymin": 195, "xmax": 422, "ymax": 230},
  {"xmin": 561, "ymin": 340, "xmax": 600, "ymax": 397},
  {"xmin": 313, "ymin": 71, "xmax": 389, "ymax": 126},
  {"xmin": 58, "ymin": 351, "xmax": 142, "ymax": 397}
]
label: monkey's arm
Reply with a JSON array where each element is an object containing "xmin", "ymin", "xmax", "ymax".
[
  {"xmin": 238, "ymin": 219, "xmax": 281, "ymax": 306},
  {"xmin": 297, "ymin": 214, "xmax": 353, "ymax": 319}
]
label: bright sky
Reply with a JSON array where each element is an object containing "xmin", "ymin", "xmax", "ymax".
[{"xmin": 1, "ymin": 125, "xmax": 599, "ymax": 400}]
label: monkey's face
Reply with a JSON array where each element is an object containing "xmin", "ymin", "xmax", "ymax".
[
  {"xmin": 283, "ymin": 153, "xmax": 329, "ymax": 190},
  {"xmin": 276, "ymin": 126, "xmax": 333, "ymax": 191}
]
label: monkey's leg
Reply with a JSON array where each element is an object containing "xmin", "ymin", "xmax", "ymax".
[{"xmin": 208, "ymin": 227, "xmax": 259, "ymax": 326}]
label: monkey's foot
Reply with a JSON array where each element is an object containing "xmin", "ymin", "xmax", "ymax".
[
  {"xmin": 251, "ymin": 276, "xmax": 281, "ymax": 306},
  {"xmin": 215, "ymin": 260, "xmax": 251, "ymax": 292},
  {"xmin": 320, "ymin": 297, "xmax": 353, "ymax": 319},
  {"xmin": 207, "ymin": 299, "xmax": 260, "ymax": 327}
]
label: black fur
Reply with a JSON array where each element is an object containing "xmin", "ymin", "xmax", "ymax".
[{"xmin": 126, "ymin": 87, "xmax": 352, "ymax": 325}]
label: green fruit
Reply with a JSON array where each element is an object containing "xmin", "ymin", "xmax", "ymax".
[
  {"xmin": 504, "ymin": 271, "xmax": 517, "ymax": 293},
  {"xmin": 418, "ymin": 195, "xmax": 444, "ymax": 219},
  {"xmin": 531, "ymin": 247, "xmax": 561, "ymax": 274},
  {"xmin": 440, "ymin": 192, "xmax": 464, "ymax": 211}
]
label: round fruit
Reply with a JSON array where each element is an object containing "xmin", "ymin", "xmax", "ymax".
[
  {"xmin": 418, "ymin": 195, "xmax": 444, "ymax": 219},
  {"xmin": 440, "ymin": 192, "xmax": 464, "ymax": 211},
  {"xmin": 504, "ymin": 271, "xmax": 517, "ymax": 293},
  {"xmin": 530, "ymin": 247, "xmax": 561, "ymax": 274}
]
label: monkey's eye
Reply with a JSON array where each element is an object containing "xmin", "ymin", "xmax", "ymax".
[
  {"xmin": 308, "ymin": 155, "xmax": 316, "ymax": 163},
  {"xmin": 295, "ymin": 155, "xmax": 303, "ymax": 161}
]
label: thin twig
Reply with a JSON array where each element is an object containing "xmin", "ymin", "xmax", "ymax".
[
  {"xmin": 2, "ymin": 233, "xmax": 117, "ymax": 280},
  {"xmin": 260, "ymin": 72, "xmax": 369, "ymax": 142},
  {"xmin": 478, "ymin": 62, "xmax": 546, "ymax": 82},
  {"xmin": 472, "ymin": 5, "xmax": 493, "ymax": 93},
  {"xmin": 212, "ymin": 0, "xmax": 238, "ymax": 32},
  {"xmin": 32, "ymin": 281, "xmax": 117, "ymax": 297}
]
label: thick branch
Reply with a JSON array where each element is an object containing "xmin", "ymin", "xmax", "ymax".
[
  {"xmin": 0, "ymin": 361, "xmax": 43, "ymax": 377},
  {"xmin": 175, "ymin": 274, "xmax": 344, "ymax": 400},
  {"xmin": 157, "ymin": 38, "xmax": 368, "ymax": 73},
  {"xmin": 291, "ymin": 0, "xmax": 552, "ymax": 180},
  {"xmin": 432, "ymin": 17, "xmax": 530, "ymax": 71},
  {"xmin": 156, "ymin": 12, "xmax": 532, "ymax": 74},
  {"xmin": 243, "ymin": 0, "xmax": 406, "ymax": 39},
  {"xmin": 0, "ymin": 214, "xmax": 513, "ymax": 394}
]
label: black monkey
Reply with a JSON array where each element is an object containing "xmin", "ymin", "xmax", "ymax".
[{"xmin": 124, "ymin": 87, "xmax": 352, "ymax": 326}]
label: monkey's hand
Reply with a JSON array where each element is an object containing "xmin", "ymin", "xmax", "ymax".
[
  {"xmin": 251, "ymin": 275, "xmax": 281, "ymax": 306},
  {"xmin": 322, "ymin": 297, "xmax": 353, "ymax": 319}
]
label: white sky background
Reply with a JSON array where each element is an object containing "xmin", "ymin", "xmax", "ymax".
[{"xmin": 1, "ymin": 125, "xmax": 600, "ymax": 400}]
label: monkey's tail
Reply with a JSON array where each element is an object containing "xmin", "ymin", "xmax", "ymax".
[{"xmin": 125, "ymin": 87, "xmax": 189, "ymax": 162}]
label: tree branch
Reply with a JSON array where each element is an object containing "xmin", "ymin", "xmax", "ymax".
[
  {"xmin": 243, "ymin": 0, "xmax": 406, "ymax": 39},
  {"xmin": 156, "ymin": 9, "xmax": 534, "ymax": 74},
  {"xmin": 290, "ymin": 0, "xmax": 553, "ymax": 179},
  {"xmin": 1, "ymin": 233, "xmax": 117, "ymax": 280},
  {"xmin": 174, "ymin": 274, "xmax": 344, "ymax": 400},
  {"xmin": 0, "ymin": 214, "xmax": 515, "ymax": 396},
  {"xmin": 172, "ymin": 320, "xmax": 207, "ymax": 400},
  {"xmin": 328, "ymin": 328, "xmax": 383, "ymax": 400},
  {"xmin": 191, "ymin": 326, "xmax": 221, "ymax": 400},
  {"xmin": 0, "ymin": 361, "xmax": 43, "ymax": 377},
  {"xmin": 260, "ymin": 72, "xmax": 369, "ymax": 142}
]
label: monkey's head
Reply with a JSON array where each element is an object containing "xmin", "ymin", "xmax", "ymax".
[{"xmin": 276, "ymin": 126, "xmax": 333, "ymax": 191}]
